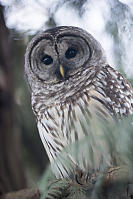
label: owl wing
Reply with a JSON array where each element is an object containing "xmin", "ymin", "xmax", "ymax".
[{"xmin": 94, "ymin": 65, "xmax": 133, "ymax": 117}]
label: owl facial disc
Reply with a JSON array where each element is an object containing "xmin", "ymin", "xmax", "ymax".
[{"xmin": 25, "ymin": 26, "xmax": 107, "ymax": 90}]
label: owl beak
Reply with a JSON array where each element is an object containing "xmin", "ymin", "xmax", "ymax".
[{"xmin": 59, "ymin": 65, "xmax": 65, "ymax": 79}]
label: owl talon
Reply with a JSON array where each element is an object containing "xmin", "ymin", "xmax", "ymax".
[
  {"xmin": 85, "ymin": 172, "xmax": 89, "ymax": 183},
  {"xmin": 85, "ymin": 170, "xmax": 97, "ymax": 184},
  {"xmin": 75, "ymin": 174, "xmax": 83, "ymax": 185}
]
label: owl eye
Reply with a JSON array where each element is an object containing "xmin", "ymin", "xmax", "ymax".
[
  {"xmin": 41, "ymin": 55, "xmax": 53, "ymax": 65},
  {"xmin": 65, "ymin": 48, "xmax": 77, "ymax": 59}
]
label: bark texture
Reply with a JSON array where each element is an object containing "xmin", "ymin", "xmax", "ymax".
[
  {"xmin": 0, "ymin": 4, "xmax": 26, "ymax": 194},
  {"xmin": 1, "ymin": 189, "xmax": 40, "ymax": 199}
]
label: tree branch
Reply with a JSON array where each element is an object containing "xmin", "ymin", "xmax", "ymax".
[{"xmin": 1, "ymin": 188, "xmax": 41, "ymax": 199}]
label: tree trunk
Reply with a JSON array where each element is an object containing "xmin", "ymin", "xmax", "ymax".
[{"xmin": 0, "ymin": 4, "xmax": 26, "ymax": 194}]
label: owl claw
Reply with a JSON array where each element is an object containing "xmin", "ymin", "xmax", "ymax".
[
  {"xmin": 85, "ymin": 171, "xmax": 97, "ymax": 184},
  {"xmin": 75, "ymin": 174, "xmax": 83, "ymax": 185},
  {"xmin": 85, "ymin": 172, "xmax": 89, "ymax": 183}
]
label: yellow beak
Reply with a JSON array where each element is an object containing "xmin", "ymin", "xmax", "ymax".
[{"xmin": 59, "ymin": 65, "xmax": 65, "ymax": 78}]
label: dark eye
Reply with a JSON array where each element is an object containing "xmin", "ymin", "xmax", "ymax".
[
  {"xmin": 41, "ymin": 55, "xmax": 53, "ymax": 65},
  {"xmin": 65, "ymin": 48, "xmax": 77, "ymax": 59}
]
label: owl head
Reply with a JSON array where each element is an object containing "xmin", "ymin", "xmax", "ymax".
[{"xmin": 25, "ymin": 26, "xmax": 107, "ymax": 94}]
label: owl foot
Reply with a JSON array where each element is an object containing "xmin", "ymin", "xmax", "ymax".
[
  {"xmin": 74, "ymin": 170, "xmax": 84, "ymax": 185},
  {"xmin": 74, "ymin": 169, "xmax": 98, "ymax": 185},
  {"xmin": 85, "ymin": 170, "xmax": 98, "ymax": 185}
]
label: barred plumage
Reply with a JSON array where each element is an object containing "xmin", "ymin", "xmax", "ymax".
[{"xmin": 25, "ymin": 26, "xmax": 133, "ymax": 179}]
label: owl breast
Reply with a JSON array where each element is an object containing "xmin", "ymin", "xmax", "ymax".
[
  {"xmin": 35, "ymin": 86, "xmax": 114, "ymax": 178},
  {"xmin": 32, "ymin": 65, "xmax": 133, "ymax": 178}
]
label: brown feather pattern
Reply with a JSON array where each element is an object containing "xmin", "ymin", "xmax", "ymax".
[{"xmin": 32, "ymin": 65, "xmax": 133, "ymax": 178}]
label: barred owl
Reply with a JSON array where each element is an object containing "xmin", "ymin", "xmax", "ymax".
[{"xmin": 25, "ymin": 26, "xmax": 133, "ymax": 179}]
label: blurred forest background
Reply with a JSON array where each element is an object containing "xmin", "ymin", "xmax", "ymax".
[{"xmin": 0, "ymin": 0, "xmax": 133, "ymax": 197}]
